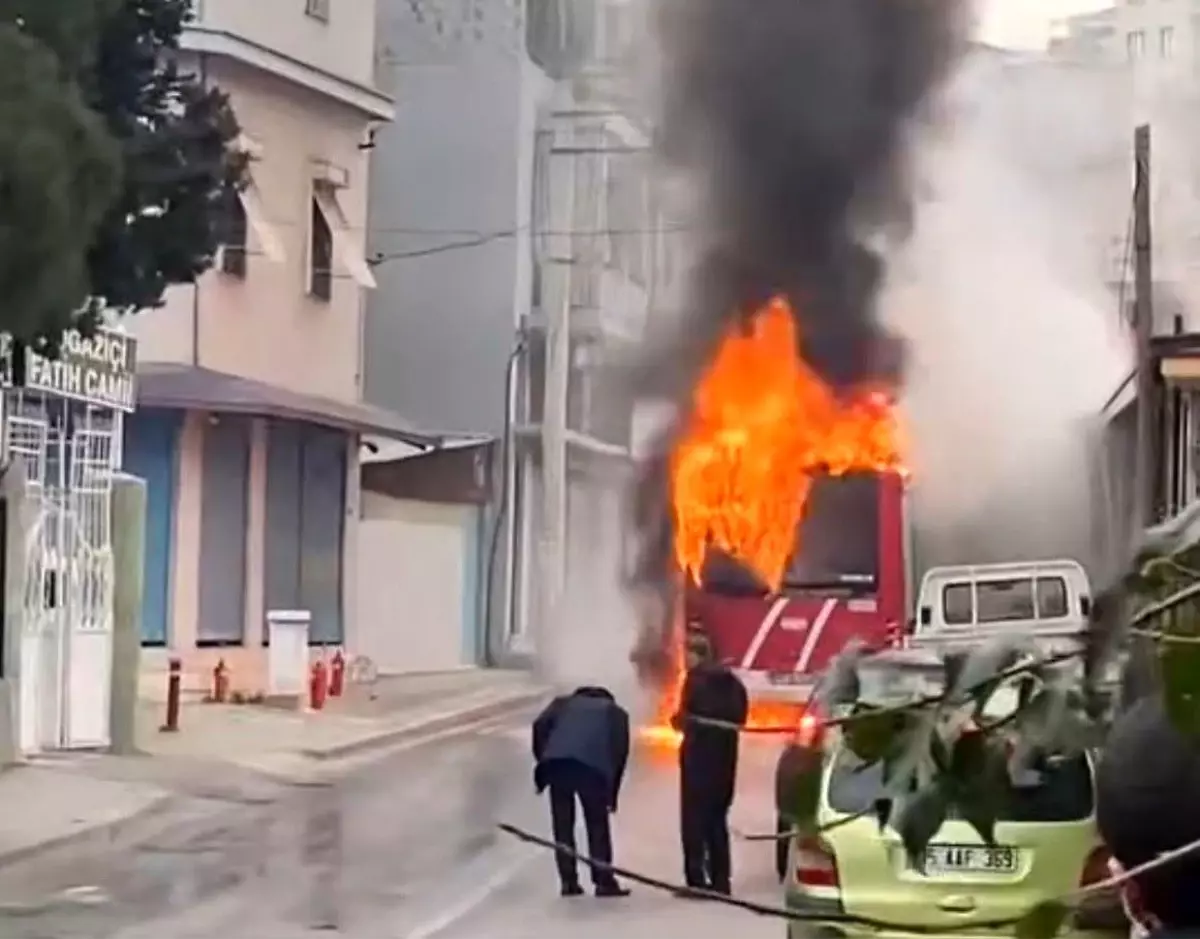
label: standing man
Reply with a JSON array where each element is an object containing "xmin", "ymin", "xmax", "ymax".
[
  {"xmin": 673, "ymin": 627, "xmax": 749, "ymax": 897},
  {"xmin": 532, "ymin": 686, "xmax": 632, "ymax": 898}
]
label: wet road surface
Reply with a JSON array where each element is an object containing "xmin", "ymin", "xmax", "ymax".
[{"xmin": 0, "ymin": 711, "xmax": 786, "ymax": 938}]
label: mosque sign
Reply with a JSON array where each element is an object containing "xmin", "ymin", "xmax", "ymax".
[{"xmin": 0, "ymin": 328, "xmax": 138, "ymax": 412}]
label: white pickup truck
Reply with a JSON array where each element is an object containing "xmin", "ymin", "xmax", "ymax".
[{"xmin": 905, "ymin": 558, "xmax": 1092, "ymax": 662}]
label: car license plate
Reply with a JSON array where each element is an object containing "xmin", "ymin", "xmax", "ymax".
[
  {"xmin": 767, "ymin": 672, "xmax": 808, "ymax": 685},
  {"xmin": 923, "ymin": 844, "xmax": 1018, "ymax": 874}
]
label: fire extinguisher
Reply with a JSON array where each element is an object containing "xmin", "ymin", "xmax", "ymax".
[
  {"xmin": 329, "ymin": 649, "xmax": 345, "ymax": 698},
  {"xmin": 310, "ymin": 658, "xmax": 328, "ymax": 710},
  {"xmin": 213, "ymin": 658, "xmax": 229, "ymax": 703}
]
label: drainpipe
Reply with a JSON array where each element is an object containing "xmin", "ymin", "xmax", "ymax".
[
  {"xmin": 484, "ymin": 337, "xmax": 526, "ymax": 667},
  {"xmin": 191, "ymin": 52, "xmax": 209, "ymax": 369}
]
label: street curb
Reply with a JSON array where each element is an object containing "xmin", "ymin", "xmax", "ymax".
[
  {"xmin": 301, "ymin": 688, "xmax": 550, "ymax": 761},
  {"xmin": 0, "ymin": 791, "xmax": 175, "ymax": 870}
]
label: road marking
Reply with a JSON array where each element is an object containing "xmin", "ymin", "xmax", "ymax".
[
  {"xmin": 740, "ymin": 596, "xmax": 790, "ymax": 668},
  {"xmin": 402, "ymin": 847, "xmax": 537, "ymax": 939}
]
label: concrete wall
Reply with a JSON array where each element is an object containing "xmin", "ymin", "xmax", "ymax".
[
  {"xmin": 357, "ymin": 491, "xmax": 480, "ymax": 673},
  {"xmin": 133, "ymin": 59, "xmax": 374, "ymax": 403},
  {"xmin": 365, "ymin": 0, "xmax": 551, "ymax": 435},
  {"xmin": 192, "ymin": 0, "xmax": 379, "ymax": 91}
]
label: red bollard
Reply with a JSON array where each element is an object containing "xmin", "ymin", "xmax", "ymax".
[
  {"xmin": 161, "ymin": 658, "xmax": 181, "ymax": 732},
  {"xmin": 328, "ymin": 650, "xmax": 345, "ymax": 698},
  {"xmin": 310, "ymin": 659, "xmax": 328, "ymax": 710},
  {"xmin": 213, "ymin": 658, "xmax": 229, "ymax": 703}
]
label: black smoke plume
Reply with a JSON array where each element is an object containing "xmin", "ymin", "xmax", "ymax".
[{"xmin": 628, "ymin": 0, "xmax": 968, "ymax": 674}]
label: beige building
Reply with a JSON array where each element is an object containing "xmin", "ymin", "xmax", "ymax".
[{"xmin": 124, "ymin": 0, "xmax": 436, "ymax": 693}]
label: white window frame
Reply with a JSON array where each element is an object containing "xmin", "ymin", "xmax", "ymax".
[
  {"xmin": 311, "ymin": 181, "xmax": 377, "ymax": 290},
  {"xmin": 1127, "ymin": 29, "xmax": 1145, "ymax": 60},
  {"xmin": 1160, "ymin": 25, "xmax": 1174, "ymax": 58}
]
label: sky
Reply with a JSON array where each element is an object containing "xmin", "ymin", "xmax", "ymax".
[{"xmin": 979, "ymin": 0, "xmax": 1111, "ymax": 49}]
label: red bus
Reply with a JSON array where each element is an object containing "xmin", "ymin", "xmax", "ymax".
[{"xmin": 684, "ymin": 470, "xmax": 909, "ymax": 701}]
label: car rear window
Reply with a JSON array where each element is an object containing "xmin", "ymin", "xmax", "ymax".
[{"xmin": 827, "ymin": 749, "xmax": 1093, "ymax": 823}]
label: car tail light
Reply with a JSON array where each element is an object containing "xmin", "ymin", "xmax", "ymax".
[
  {"xmin": 794, "ymin": 835, "xmax": 840, "ymax": 889},
  {"xmin": 793, "ymin": 712, "xmax": 824, "ymax": 748},
  {"xmin": 1080, "ymin": 847, "xmax": 1111, "ymax": 888}
]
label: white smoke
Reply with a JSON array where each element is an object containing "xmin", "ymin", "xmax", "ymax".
[{"xmin": 885, "ymin": 48, "xmax": 1133, "ymax": 568}]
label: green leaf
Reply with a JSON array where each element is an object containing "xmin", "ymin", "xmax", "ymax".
[
  {"xmin": 1015, "ymin": 900, "xmax": 1071, "ymax": 939},
  {"xmin": 893, "ymin": 783, "xmax": 948, "ymax": 872},
  {"xmin": 872, "ymin": 798, "xmax": 892, "ymax": 832},
  {"xmin": 952, "ymin": 637, "xmax": 1025, "ymax": 706},
  {"xmin": 943, "ymin": 650, "xmax": 967, "ymax": 692},
  {"xmin": 1016, "ymin": 674, "xmax": 1038, "ymax": 710},
  {"xmin": 1016, "ymin": 686, "xmax": 1066, "ymax": 749},
  {"xmin": 883, "ymin": 708, "xmax": 939, "ymax": 797},
  {"xmin": 947, "ymin": 733, "xmax": 1006, "ymax": 845},
  {"xmin": 1160, "ymin": 635, "xmax": 1200, "ymax": 737},
  {"xmin": 842, "ymin": 704, "xmax": 911, "ymax": 763},
  {"xmin": 816, "ymin": 641, "xmax": 863, "ymax": 711},
  {"xmin": 775, "ymin": 743, "xmax": 824, "ymax": 832}
]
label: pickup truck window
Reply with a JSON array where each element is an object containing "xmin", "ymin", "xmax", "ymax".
[
  {"xmin": 977, "ymin": 578, "xmax": 1036, "ymax": 622},
  {"xmin": 942, "ymin": 583, "xmax": 973, "ymax": 624},
  {"xmin": 1035, "ymin": 576, "xmax": 1069, "ymax": 618}
]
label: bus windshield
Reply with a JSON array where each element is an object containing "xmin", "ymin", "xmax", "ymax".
[{"xmin": 701, "ymin": 473, "xmax": 880, "ymax": 595}]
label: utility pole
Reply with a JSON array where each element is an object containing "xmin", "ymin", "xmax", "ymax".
[
  {"xmin": 535, "ymin": 95, "xmax": 577, "ymax": 682},
  {"xmin": 1133, "ymin": 123, "xmax": 1156, "ymax": 528}
]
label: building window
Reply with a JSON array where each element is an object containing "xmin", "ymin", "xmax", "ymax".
[
  {"xmin": 605, "ymin": 161, "xmax": 649, "ymax": 286},
  {"xmin": 1127, "ymin": 29, "xmax": 1145, "ymax": 59},
  {"xmin": 1160, "ymin": 25, "xmax": 1174, "ymax": 58},
  {"xmin": 308, "ymin": 194, "xmax": 333, "ymax": 301},
  {"xmin": 218, "ymin": 187, "xmax": 247, "ymax": 277},
  {"xmin": 305, "ymin": 0, "xmax": 329, "ymax": 22},
  {"xmin": 308, "ymin": 180, "xmax": 377, "ymax": 298},
  {"xmin": 525, "ymin": 0, "xmax": 595, "ymax": 78}
]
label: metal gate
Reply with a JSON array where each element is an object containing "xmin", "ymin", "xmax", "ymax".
[{"xmin": 10, "ymin": 393, "xmax": 119, "ymax": 751}]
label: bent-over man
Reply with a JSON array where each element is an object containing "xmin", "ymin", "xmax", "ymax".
[{"xmin": 532, "ymin": 686, "xmax": 631, "ymax": 898}]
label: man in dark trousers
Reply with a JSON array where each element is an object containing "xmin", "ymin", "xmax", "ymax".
[
  {"xmin": 673, "ymin": 626, "xmax": 749, "ymax": 897},
  {"xmin": 532, "ymin": 686, "xmax": 631, "ymax": 898}
]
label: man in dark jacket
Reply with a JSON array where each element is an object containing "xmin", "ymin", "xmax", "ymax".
[
  {"xmin": 532, "ymin": 686, "xmax": 631, "ymax": 898},
  {"xmin": 673, "ymin": 628, "xmax": 748, "ymax": 896},
  {"xmin": 1095, "ymin": 695, "xmax": 1200, "ymax": 938}
]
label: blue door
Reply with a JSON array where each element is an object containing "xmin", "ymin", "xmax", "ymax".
[{"xmin": 122, "ymin": 409, "xmax": 181, "ymax": 645}]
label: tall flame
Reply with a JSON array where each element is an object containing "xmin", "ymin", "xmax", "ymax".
[
  {"xmin": 638, "ymin": 296, "xmax": 903, "ymax": 751},
  {"xmin": 672, "ymin": 296, "xmax": 904, "ymax": 590}
]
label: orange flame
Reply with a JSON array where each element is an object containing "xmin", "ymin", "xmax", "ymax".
[
  {"xmin": 638, "ymin": 296, "xmax": 903, "ymax": 749},
  {"xmin": 672, "ymin": 295, "xmax": 903, "ymax": 590}
]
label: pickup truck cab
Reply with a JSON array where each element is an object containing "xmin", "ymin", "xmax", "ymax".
[{"xmin": 909, "ymin": 560, "xmax": 1091, "ymax": 660}]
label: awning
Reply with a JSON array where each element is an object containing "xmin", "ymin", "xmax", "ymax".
[
  {"xmin": 239, "ymin": 182, "xmax": 285, "ymax": 263},
  {"xmin": 313, "ymin": 187, "xmax": 376, "ymax": 289},
  {"xmin": 137, "ymin": 363, "xmax": 440, "ymax": 447}
]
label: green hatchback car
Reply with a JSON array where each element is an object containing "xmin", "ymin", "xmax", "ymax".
[{"xmin": 779, "ymin": 742, "xmax": 1122, "ymax": 939}]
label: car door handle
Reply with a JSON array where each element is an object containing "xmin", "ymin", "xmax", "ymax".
[{"xmin": 937, "ymin": 895, "xmax": 977, "ymax": 914}]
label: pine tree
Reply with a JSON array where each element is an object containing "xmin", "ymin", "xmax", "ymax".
[
  {"xmin": 83, "ymin": 0, "xmax": 243, "ymax": 320},
  {"xmin": 0, "ymin": 11, "xmax": 121, "ymax": 344},
  {"xmin": 0, "ymin": 0, "xmax": 243, "ymax": 347}
]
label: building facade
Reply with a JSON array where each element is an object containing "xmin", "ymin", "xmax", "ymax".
[
  {"xmin": 366, "ymin": 0, "xmax": 677, "ymax": 672},
  {"xmin": 123, "ymin": 0, "xmax": 434, "ymax": 693}
]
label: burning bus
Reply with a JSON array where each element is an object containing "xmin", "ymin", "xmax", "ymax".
[
  {"xmin": 687, "ymin": 469, "xmax": 909, "ymax": 700},
  {"xmin": 639, "ymin": 297, "xmax": 907, "ymax": 741}
]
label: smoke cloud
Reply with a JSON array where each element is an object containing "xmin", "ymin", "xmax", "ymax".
[
  {"xmin": 888, "ymin": 50, "xmax": 1132, "ymax": 572},
  {"xmin": 629, "ymin": 0, "xmax": 970, "ymax": 599}
]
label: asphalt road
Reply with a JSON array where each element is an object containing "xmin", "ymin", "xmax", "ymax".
[{"xmin": 0, "ymin": 710, "xmax": 790, "ymax": 938}]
